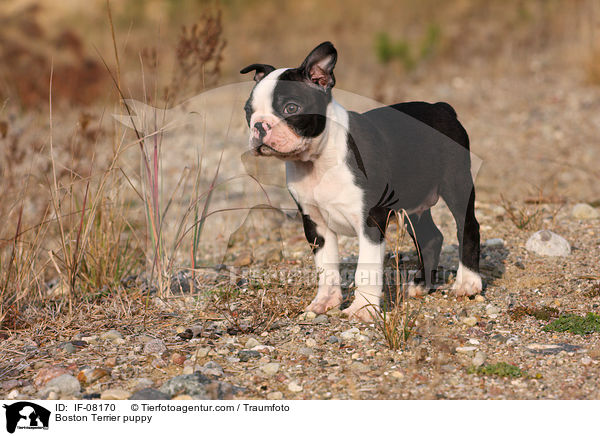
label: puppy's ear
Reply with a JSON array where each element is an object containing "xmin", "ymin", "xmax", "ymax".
[
  {"xmin": 299, "ymin": 41, "xmax": 337, "ymax": 90},
  {"xmin": 240, "ymin": 64, "xmax": 276, "ymax": 82}
]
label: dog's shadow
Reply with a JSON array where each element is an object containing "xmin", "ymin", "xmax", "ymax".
[{"xmin": 338, "ymin": 243, "xmax": 509, "ymax": 309}]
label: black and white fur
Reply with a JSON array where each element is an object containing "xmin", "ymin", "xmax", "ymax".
[{"xmin": 241, "ymin": 42, "xmax": 481, "ymax": 321}]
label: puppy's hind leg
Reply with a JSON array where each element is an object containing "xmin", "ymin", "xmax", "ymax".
[
  {"xmin": 405, "ymin": 210, "xmax": 443, "ymax": 296},
  {"xmin": 443, "ymin": 185, "xmax": 482, "ymax": 296}
]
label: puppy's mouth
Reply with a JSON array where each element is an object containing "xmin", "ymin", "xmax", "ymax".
[{"xmin": 253, "ymin": 143, "xmax": 300, "ymax": 158}]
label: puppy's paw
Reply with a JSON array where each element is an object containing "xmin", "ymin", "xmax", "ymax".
[
  {"xmin": 342, "ymin": 301, "xmax": 380, "ymax": 322},
  {"xmin": 306, "ymin": 288, "xmax": 342, "ymax": 314},
  {"xmin": 452, "ymin": 263, "xmax": 482, "ymax": 296}
]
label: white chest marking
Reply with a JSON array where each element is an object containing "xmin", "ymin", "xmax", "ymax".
[{"xmin": 286, "ymin": 100, "xmax": 364, "ymax": 236}]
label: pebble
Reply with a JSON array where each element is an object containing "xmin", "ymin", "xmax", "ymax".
[
  {"xmin": 132, "ymin": 378, "xmax": 154, "ymax": 390},
  {"xmin": 340, "ymin": 327, "xmax": 360, "ymax": 340},
  {"xmin": 298, "ymin": 347, "xmax": 313, "ymax": 356},
  {"xmin": 572, "ymin": 203, "xmax": 599, "ymax": 220},
  {"xmin": 484, "ymin": 238, "xmax": 505, "ymax": 248},
  {"xmin": 472, "ymin": 351, "xmax": 487, "ymax": 367},
  {"xmin": 350, "ymin": 362, "xmax": 370, "ymax": 373},
  {"xmin": 100, "ymin": 389, "xmax": 131, "ymax": 400},
  {"xmin": 327, "ymin": 336, "xmax": 340, "ymax": 344},
  {"xmin": 474, "ymin": 295, "xmax": 485, "ymax": 302},
  {"xmin": 77, "ymin": 368, "xmax": 110, "ymax": 385},
  {"xmin": 130, "ymin": 388, "xmax": 171, "ymax": 400},
  {"xmin": 326, "ymin": 308, "xmax": 342, "ymax": 316},
  {"xmin": 41, "ymin": 374, "xmax": 80, "ymax": 397},
  {"xmin": 171, "ymin": 353, "xmax": 186, "ymax": 366},
  {"xmin": 34, "ymin": 366, "xmax": 69, "ymax": 387},
  {"xmin": 589, "ymin": 347, "xmax": 600, "ymax": 360},
  {"xmin": 245, "ymin": 338, "xmax": 261, "ymax": 348},
  {"xmin": 101, "ymin": 330, "xmax": 123, "ymax": 342},
  {"xmin": 143, "ymin": 339, "xmax": 167, "ymax": 355},
  {"xmin": 390, "ymin": 370, "xmax": 404, "ymax": 379},
  {"xmin": 306, "ymin": 338, "xmax": 317, "ymax": 347},
  {"xmin": 59, "ymin": 342, "xmax": 77, "ymax": 354},
  {"xmin": 105, "ymin": 357, "xmax": 117, "ymax": 367},
  {"xmin": 456, "ymin": 346, "xmax": 477, "ymax": 354},
  {"xmin": 196, "ymin": 347, "xmax": 210, "ymax": 358},
  {"xmin": 312, "ymin": 314, "xmax": 329, "ymax": 324},
  {"xmin": 267, "ymin": 391, "xmax": 283, "ymax": 400},
  {"xmin": 299, "ymin": 311, "xmax": 317, "ymax": 321},
  {"xmin": 200, "ymin": 361, "xmax": 224, "ymax": 377},
  {"xmin": 485, "ymin": 304, "xmax": 500, "ymax": 316},
  {"xmin": 287, "ymin": 381, "xmax": 303, "ymax": 393},
  {"xmin": 461, "ymin": 317, "xmax": 478, "ymax": 327},
  {"xmin": 468, "ymin": 339, "xmax": 480, "ymax": 345},
  {"xmin": 238, "ymin": 350, "xmax": 261, "ymax": 362},
  {"xmin": 260, "ymin": 363, "xmax": 280, "ymax": 376},
  {"xmin": 525, "ymin": 230, "xmax": 570, "ymax": 257},
  {"xmin": 581, "ymin": 357, "xmax": 592, "ymax": 365}
]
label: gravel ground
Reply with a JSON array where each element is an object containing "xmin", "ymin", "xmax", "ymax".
[{"xmin": 1, "ymin": 60, "xmax": 599, "ymax": 400}]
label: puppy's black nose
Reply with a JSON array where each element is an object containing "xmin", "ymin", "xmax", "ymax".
[{"xmin": 253, "ymin": 121, "xmax": 269, "ymax": 140}]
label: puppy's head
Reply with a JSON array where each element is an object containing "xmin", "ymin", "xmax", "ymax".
[{"xmin": 241, "ymin": 42, "xmax": 337, "ymax": 160}]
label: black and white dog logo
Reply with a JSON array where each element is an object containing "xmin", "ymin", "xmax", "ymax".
[
  {"xmin": 241, "ymin": 42, "xmax": 482, "ymax": 321},
  {"xmin": 3, "ymin": 402, "xmax": 50, "ymax": 433}
]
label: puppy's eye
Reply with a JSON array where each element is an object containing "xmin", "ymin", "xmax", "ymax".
[{"xmin": 283, "ymin": 103, "xmax": 299, "ymax": 114}]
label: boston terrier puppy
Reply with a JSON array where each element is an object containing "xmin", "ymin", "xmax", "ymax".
[{"xmin": 241, "ymin": 42, "xmax": 481, "ymax": 321}]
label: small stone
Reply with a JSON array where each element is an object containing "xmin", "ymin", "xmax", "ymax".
[
  {"xmin": 41, "ymin": 374, "xmax": 80, "ymax": 397},
  {"xmin": 60, "ymin": 342, "xmax": 77, "ymax": 354},
  {"xmin": 485, "ymin": 304, "xmax": 500, "ymax": 316},
  {"xmin": 456, "ymin": 346, "xmax": 477, "ymax": 354},
  {"xmin": 340, "ymin": 327, "xmax": 360, "ymax": 340},
  {"xmin": 267, "ymin": 391, "xmax": 283, "ymax": 400},
  {"xmin": 47, "ymin": 391, "xmax": 58, "ymax": 400},
  {"xmin": 350, "ymin": 362, "xmax": 369, "ymax": 373},
  {"xmin": 462, "ymin": 317, "xmax": 478, "ymax": 327},
  {"xmin": 572, "ymin": 203, "xmax": 599, "ymax": 220},
  {"xmin": 327, "ymin": 336, "xmax": 339, "ymax": 344},
  {"xmin": 2, "ymin": 380, "xmax": 20, "ymax": 391},
  {"xmin": 238, "ymin": 350, "xmax": 261, "ymax": 362},
  {"xmin": 484, "ymin": 238, "xmax": 505, "ymax": 248},
  {"xmin": 34, "ymin": 366, "xmax": 69, "ymax": 387},
  {"xmin": 196, "ymin": 347, "xmax": 210, "ymax": 358},
  {"xmin": 101, "ymin": 330, "xmax": 123, "ymax": 342},
  {"xmin": 472, "ymin": 351, "xmax": 487, "ymax": 367},
  {"xmin": 105, "ymin": 357, "xmax": 117, "ymax": 367},
  {"xmin": 299, "ymin": 311, "xmax": 317, "ymax": 321},
  {"xmin": 260, "ymin": 363, "xmax": 280, "ymax": 376},
  {"xmin": 245, "ymin": 338, "xmax": 261, "ymax": 348},
  {"xmin": 234, "ymin": 251, "xmax": 253, "ymax": 267},
  {"xmin": 288, "ymin": 381, "xmax": 303, "ymax": 393},
  {"xmin": 200, "ymin": 361, "xmax": 224, "ymax": 377},
  {"xmin": 100, "ymin": 389, "xmax": 131, "ymax": 400},
  {"xmin": 326, "ymin": 308, "xmax": 342, "ymax": 316},
  {"xmin": 132, "ymin": 378, "xmax": 154, "ymax": 390},
  {"xmin": 143, "ymin": 339, "xmax": 167, "ymax": 355},
  {"xmin": 298, "ymin": 347, "xmax": 313, "ymax": 356},
  {"xmin": 390, "ymin": 370, "xmax": 404, "ymax": 379},
  {"xmin": 130, "ymin": 388, "xmax": 171, "ymax": 400},
  {"xmin": 312, "ymin": 314, "xmax": 329, "ymax": 324},
  {"xmin": 474, "ymin": 295, "xmax": 485, "ymax": 302},
  {"xmin": 581, "ymin": 357, "xmax": 592, "ymax": 365},
  {"xmin": 525, "ymin": 230, "xmax": 570, "ymax": 257},
  {"xmin": 77, "ymin": 368, "xmax": 110, "ymax": 385},
  {"xmin": 468, "ymin": 339, "xmax": 480, "ymax": 345},
  {"xmin": 171, "ymin": 353, "xmax": 186, "ymax": 366},
  {"xmin": 306, "ymin": 338, "xmax": 317, "ymax": 347}
]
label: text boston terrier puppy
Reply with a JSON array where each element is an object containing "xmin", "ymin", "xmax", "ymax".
[{"xmin": 241, "ymin": 42, "xmax": 481, "ymax": 321}]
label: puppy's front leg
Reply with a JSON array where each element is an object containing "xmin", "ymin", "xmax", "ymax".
[
  {"xmin": 342, "ymin": 233, "xmax": 385, "ymax": 322},
  {"xmin": 305, "ymin": 224, "xmax": 343, "ymax": 314}
]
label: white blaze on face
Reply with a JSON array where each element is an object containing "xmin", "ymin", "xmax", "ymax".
[{"xmin": 248, "ymin": 68, "xmax": 303, "ymax": 156}]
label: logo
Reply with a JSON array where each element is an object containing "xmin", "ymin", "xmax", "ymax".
[{"xmin": 3, "ymin": 402, "xmax": 50, "ymax": 434}]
